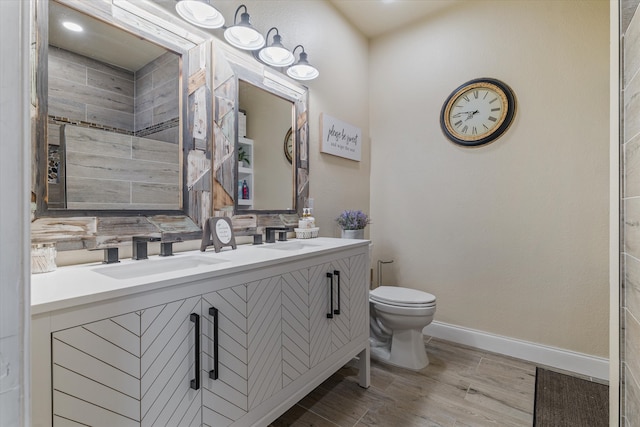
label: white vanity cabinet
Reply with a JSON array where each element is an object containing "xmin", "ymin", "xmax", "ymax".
[{"xmin": 32, "ymin": 240, "xmax": 370, "ymax": 427}]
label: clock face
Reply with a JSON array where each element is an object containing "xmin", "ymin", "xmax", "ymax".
[
  {"xmin": 441, "ymin": 79, "xmax": 516, "ymax": 146},
  {"xmin": 284, "ymin": 128, "xmax": 293, "ymax": 163}
]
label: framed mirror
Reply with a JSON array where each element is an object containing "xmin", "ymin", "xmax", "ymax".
[
  {"xmin": 31, "ymin": 0, "xmax": 213, "ymax": 249},
  {"xmin": 211, "ymin": 43, "xmax": 309, "ymax": 226}
]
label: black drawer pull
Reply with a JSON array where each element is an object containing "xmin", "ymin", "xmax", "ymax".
[
  {"xmin": 190, "ymin": 313, "xmax": 200, "ymax": 390},
  {"xmin": 208, "ymin": 307, "xmax": 219, "ymax": 380},
  {"xmin": 334, "ymin": 270, "xmax": 341, "ymax": 315},
  {"xmin": 326, "ymin": 272, "xmax": 334, "ymax": 319}
]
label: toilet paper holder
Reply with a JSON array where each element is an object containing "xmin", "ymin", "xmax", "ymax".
[{"xmin": 377, "ymin": 259, "xmax": 394, "ymax": 287}]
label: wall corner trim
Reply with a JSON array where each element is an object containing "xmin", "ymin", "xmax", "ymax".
[{"xmin": 423, "ymin": 321, "xmax": 609, "ymax": 381}]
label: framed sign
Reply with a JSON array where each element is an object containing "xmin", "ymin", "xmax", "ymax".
[
  {"xmin": 320, "ymin": 113, "xmax": 362, "ymax": 161},
  {"xmin": 200, "ymin": 217, "xmax": 237, "ymax": 253}
]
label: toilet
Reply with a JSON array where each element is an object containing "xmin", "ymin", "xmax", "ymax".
[{"xmin": 369, "ymin": 286, "xmax": 436, "ymax": 370}]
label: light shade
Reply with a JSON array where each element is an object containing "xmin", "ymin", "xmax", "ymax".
[
  {"xmin": 175, "ymin": 0, "xmax": 224, "ymax": 29},
  {"xmin": 224, "ymin": 5, "xmax": 265, "ymax": 50},
  {"xmin": 287, "ymin": 45, "xmax": 319, "ymax": 81},
  {"xmin": 258, "ymin": 28, "xmax": 294, "ymax": 67}
]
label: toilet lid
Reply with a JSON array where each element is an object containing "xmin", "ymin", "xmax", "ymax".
[{"xmin": 370, "ymin": 286, "xmax": 436, "ymax": 306}]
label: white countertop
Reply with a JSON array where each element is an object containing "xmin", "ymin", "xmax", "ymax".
[{"xmin": 31, "ymin": 237, "xmax": 369, "ymax": 315}]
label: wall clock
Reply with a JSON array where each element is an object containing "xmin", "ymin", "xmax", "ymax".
[
  {"xmin": 440, "ymin": 78, "xmax": 516, "ymax": 147},
  {"xmin": 284, "ymin": 127, "xmax": 293, "ymax": 163}
]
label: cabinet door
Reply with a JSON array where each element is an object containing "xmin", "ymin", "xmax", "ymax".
[
  {"xmin": 329, "ymin": 258, "xmax": 352, "ymax": 353},
  {"xmin": 308, "ymin": 254, "xmax": 368, "ymax": 366},
  {"xmin": 52, "ymin": 296, "xmax": 202, "ymax": 427},
  {"xmin": 52, "ymin": 312, "xmax": 141, "ymax": 427},
  {"xmin": 246, "ymin": 276, "xmax": 282, "ymax": 410},
  {"xmin": 281, "ymin": 268, "xmax": 311, "ymax": 387},
  {"xmin": 201, "ymin": 285, "xmax": 249, "ymax": 427},
  {"xmin": 140, "ymin": 296, "xmax": 202, "ymax": 427},
  {"xmin": 309, "ymin": 262, "xmax": 335, "ymax": 367}
]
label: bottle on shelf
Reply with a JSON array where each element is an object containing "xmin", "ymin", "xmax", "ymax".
[{"xmin": 242, "ymin": 180, "xmax": 249, "ymax": 200}]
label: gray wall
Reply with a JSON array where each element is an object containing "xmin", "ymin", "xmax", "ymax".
[{"xmin": 622, "ymin": 1, "xmax": 640, "ymax": 425}]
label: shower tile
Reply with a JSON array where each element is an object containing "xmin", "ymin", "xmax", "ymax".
[
  {"xmin": 625, "ymin": 3, "xmax": 640, "ymax": 88},
  {"xmin": 624, "ymin": 72, "xmax": 640, "ymax": 142},
  {"xmin": 626, "ymin": 365, "xmax": 640, "ymax": 427},
  {"xmin": 626, "ymin": 311, "xmax": 640, "ymax": 392},
  {"xmin": 87, "ymin": 68, "xmax": 134, "ymax": 98},
  {"xmin": 626, "ymin": 254, "xmax": 640, "ymax": 316},
  {"xmin": 624, "ymin": 198, "xmax": 640, "ymax": 259},
  {"xmin": 625, "ymin": 133, "xmax": 640, "ymax": 197}
]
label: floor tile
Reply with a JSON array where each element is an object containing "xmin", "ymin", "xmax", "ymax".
[{"xmin": 271, "ymin": 338, "xmax": 541, "ymax": 427}]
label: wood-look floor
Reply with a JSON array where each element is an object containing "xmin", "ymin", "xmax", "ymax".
[{"xmin": 270, "ymin": 337, "xmax": 539, "ymax": 427}]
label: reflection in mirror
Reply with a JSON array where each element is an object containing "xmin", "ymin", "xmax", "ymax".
[
  {"xmin": 238, "ymin": 80, "xmax": 294, "ymax": 211},
  {"xmin": 47, "ymin": 1, "xmax": 181, "ymax": 210}
]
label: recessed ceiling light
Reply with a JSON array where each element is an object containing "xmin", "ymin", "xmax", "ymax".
[{"xmin": 62, "ymin": 21, "xmax": 83, "ymax": 32}]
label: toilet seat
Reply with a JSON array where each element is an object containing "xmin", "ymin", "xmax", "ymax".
[{"xmin": 370, "ymin": 286, "xmax": 436, "ymax": 308}]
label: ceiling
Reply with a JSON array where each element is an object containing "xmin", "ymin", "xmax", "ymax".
[
  {"xmin": 329, "ymin": 0, "xmax": 463, "ymax": 39},
  {"xmin": 48, "ymin": 0, "xmax": 461, "ymax": 71},
  {"xmin": 49, "ymin": 2, "xmax": 168, "ymax": 72}
]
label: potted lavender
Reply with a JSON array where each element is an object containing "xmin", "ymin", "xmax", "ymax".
[{"xmin": 336, "ymin": 209, "xmax": 370, "ymax": 239}]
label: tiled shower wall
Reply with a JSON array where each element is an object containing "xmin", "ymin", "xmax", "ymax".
[
  {"xmin": 48, "ymin": 46, "xmax": 135, "ymax": 131},
  {"xmin": 48, "ymin": 47, "xmax": 179, "ymax": 140},
  {"xmin": 134, "ymin": 51, "xmax": 180, "ymax": 143},
  {"xmin": 622, "ymin": 1, "xmax": 640, "ymax": 425}
]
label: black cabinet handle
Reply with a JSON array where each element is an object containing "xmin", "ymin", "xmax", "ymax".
[
  {"xmin": 326, "ymin": 272, "xmax": 334, "ymax": 319},
  {"xmin": 190, "ymin": 313, "xmax": 200, "ymax": 390},
  {"xmin": 208, "ymin": 307, "xmax": 219, "ymax": 380},
  {"xmin": 334, "ymin": 270, "xmax": 341, "ymax": 315}
]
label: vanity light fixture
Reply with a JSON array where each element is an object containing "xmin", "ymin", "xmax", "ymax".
[
  {"xmin": 175, "ymin": 0, "xmax": 224, "ymax": 29},
  {"xmin": 287, "ymin": 45, "xmax": 319, "ymax": 81},
  {"xmin": 258, "ymin": 27, "xmax": 295, "ymax": 67},
  {"xmin": 223, "ymin": 4, "xmax": 265, "ymax": 50}
]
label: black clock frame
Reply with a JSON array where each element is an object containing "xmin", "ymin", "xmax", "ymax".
[{"xmin": 440, "ymin": 78, "xmax": 516, "ymax": 147}]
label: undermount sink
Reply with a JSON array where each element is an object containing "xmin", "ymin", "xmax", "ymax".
[
  {"xmin": 92, "ymin": 255, "xmax": 229, "ymax": 280},
  {"xmin": 259, "ymin": 241, "xmax": 320, "ymax": 251}
]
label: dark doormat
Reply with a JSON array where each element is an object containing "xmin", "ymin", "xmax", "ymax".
[{"xmin": 533, "ymin": 367, "xmax": 608, "ymax": 427}]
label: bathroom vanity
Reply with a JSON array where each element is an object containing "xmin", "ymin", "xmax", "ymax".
[{"xmin": 31, "ymin": 238, "xmax": 370, "ymax": 427}]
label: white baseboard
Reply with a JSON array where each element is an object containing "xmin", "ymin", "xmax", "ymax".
[{"xmin": 423, "ymin": 321, "xmax": 609, "ymax": 381}]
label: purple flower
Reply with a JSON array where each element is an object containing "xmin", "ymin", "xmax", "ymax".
[{"xmin": 336, "ymin": 210, "xmax": 370, "ymax": 230}]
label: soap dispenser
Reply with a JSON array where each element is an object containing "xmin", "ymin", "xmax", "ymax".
[
  {"xmin": 306, "ymin": 208, "xmax": 315, "ymax": 228},
  {"xmin": 298, "ymin": 208, "xmax": 310, "ymax": 229}
]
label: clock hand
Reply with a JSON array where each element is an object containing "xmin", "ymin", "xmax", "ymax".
[
  {"xmin": 453, "ymin": 111, "xmax": 474, "ymax": 118},
  {"xmin": 464, "ymin": 110, "xmax": 480, "ymax": 121}
]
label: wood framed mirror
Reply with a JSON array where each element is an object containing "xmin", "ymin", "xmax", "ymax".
[
  {"xmin": 31, "ymin": 0, "xmax": 213, "ymax": 250},
  {"xmin": 211, "ymin": 43, "xmax": 309, "ymax": 228}
]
